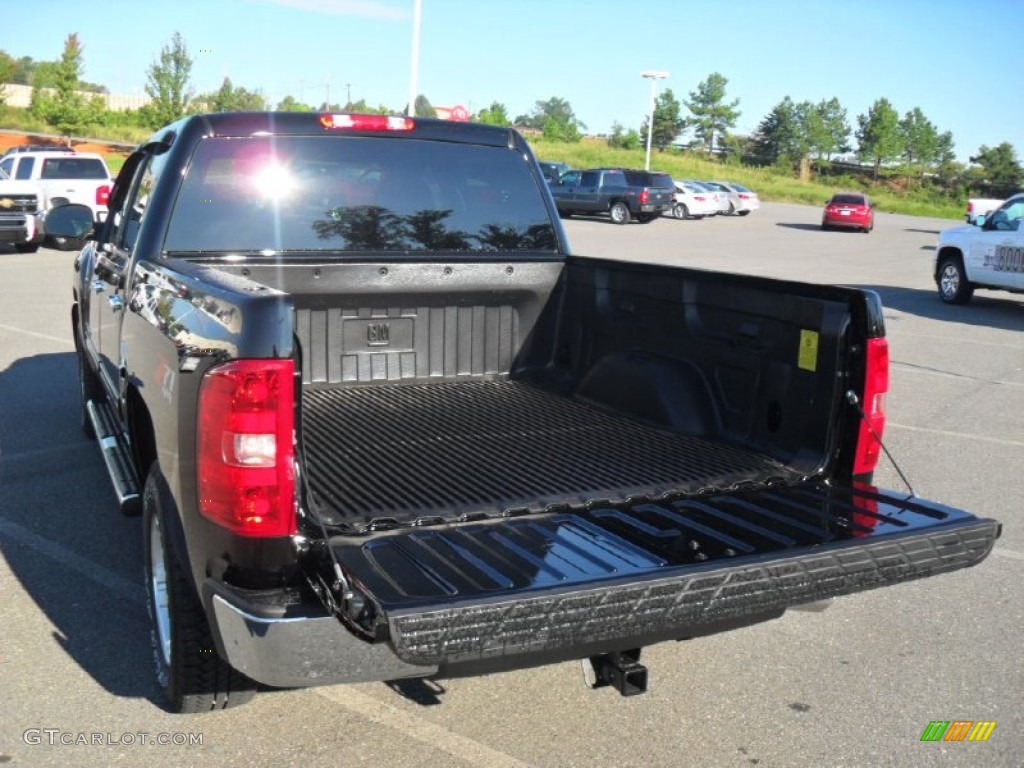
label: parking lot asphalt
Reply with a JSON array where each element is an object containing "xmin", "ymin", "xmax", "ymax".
[{"xmin": 1, "ymin": 204, "xmax": 1021, "ymax": 767}]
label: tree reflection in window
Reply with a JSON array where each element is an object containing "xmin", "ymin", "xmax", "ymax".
[{"xmin": 312, "ymin": 205, "xmax": 554, "ymax": 252}]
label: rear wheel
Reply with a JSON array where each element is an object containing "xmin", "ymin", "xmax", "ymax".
[
  {"xmin": 636, "ymin": 214, "xmax": 657, "ymax": 224},
  {"xmin": 144, "ymin": 466, "xmax": 257, "ymax": 712},
  {"xmin": 672, "ymin": 203, "xmax": 689, "ymax": 220},
  {"xmin": 609, "ymin": 202, "xmax": 630, "ymax": 225},
  {"xmin": 14, "ymin": 243, "xmax": 39, "ymax": 253},
  {"xmin": 937, "ymin": 255, "xmax": 973, "ymax": 305},
  {"xmin": 737, "ymin": 209, "xmax": 750, "ymax": 216}
]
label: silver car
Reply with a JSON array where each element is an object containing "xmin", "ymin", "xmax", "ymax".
[{"xmin": 705, "ymin": 181, "xmax": 761, "ymax": 216}]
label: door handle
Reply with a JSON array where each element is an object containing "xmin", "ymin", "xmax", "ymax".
[{"xmin": 108, "ymin": 295, "xmax": 124, "ymax": 312}]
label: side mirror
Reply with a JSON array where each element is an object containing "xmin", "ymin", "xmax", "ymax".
[{"xmin": 45, "ymin": 203, "xmax": 95, "ymax": 239}]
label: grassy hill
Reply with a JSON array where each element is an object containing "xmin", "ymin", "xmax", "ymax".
[{"xmin": 530, "ymin": 137, "xmax": 963, "ymax": 220}]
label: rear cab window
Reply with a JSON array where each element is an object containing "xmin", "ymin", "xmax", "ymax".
[
  {"xmin": 164, "ymin": 135, "xmax": 558, "ymax": 255},
  {"xmin": 40, "ymin": 157, "xmax": 110, "ymax": 179}
]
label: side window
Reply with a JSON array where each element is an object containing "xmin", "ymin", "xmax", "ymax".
[
  {"xmin": 990, "ymin": 199, "xmax": 1024, "ymax": 231},
  {"xmin": 0, "ymin": 157, "xmax": 14, "ymax": 177},
  {"xmin": 580, "ymin": 171, "xmax": 599, "ymax": 187},
  {"xmin": 15, "ymin": 158, "xmax": 34, "ymax": 179},
  {"xmin": 112, "ymin": 151, "xmax": 166, "ymax": 252}
]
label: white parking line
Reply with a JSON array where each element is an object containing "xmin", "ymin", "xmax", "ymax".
[
  {"xmin": 991, "ymin": 548, "xmax": 1024, "ymax": 562},
  {"xmin": 0, "ymin": 323, "xmax": 74, "ymax": 348},
  {"xmin": 886, "ymin": 422, "xmax": 1024, "ymax": 449},
  {"xmin": 0, "ymin": 516, "xmax": 144, "ymax": 604},
  {"xmin": 315, "ymin": 686, "xmax": 535, "ymax": 768}
]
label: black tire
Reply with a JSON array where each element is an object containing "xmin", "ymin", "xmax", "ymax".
[
  {"xmin": 636, "ymin": 214, "xmax": 657, "ymax": 224},
  {"xmin": 143, "ymin": 466, "xmax": 257, "ymax": 712},
  {"xmin": 821, "ymin": 223, "xmax": 830, "ymax": 231},
  {"xmin": 609, "ymin": 202, "xmax": 630, "ymax": 225},
  {"xmin": 14, "ymin": 243, "xmax": 40, "ymax": 253},
  {"xmin": 558, "ymin": 209, "xmax": 572, "ymax": 219},
  {"xmin": 937, "ymin": 255, "xmax": 974, "ymax": 305},
  {"xmin": 672, "ymin": 203, "xmax": 689, "ymax": 220},
  {"xmin": 77, "ymin": 347, "xmax": 102, "ymax": 439},
  {"xmin": 737, "ymin": 209, "xmax": 751, "ymax": 216}
]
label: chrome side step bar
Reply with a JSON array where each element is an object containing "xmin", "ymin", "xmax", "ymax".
[{"xmin": 86, "ymin": 399, "xmax": 142, "ymax": 516}]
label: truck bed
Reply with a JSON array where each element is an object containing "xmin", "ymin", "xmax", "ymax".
[{"xmin": 301, "ymin": 379, "xmax": 801, "ymax": 527}]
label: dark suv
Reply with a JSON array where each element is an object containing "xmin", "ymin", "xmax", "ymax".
[{"xmin": 548, "ymin": 167, "xmax": 674, "ymax": 224}]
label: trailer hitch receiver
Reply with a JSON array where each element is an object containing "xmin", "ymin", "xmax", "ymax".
[{"xmin": 582, "ymin": 649, "xmax": 648, "ymax": 696}]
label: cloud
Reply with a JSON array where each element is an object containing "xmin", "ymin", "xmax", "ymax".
[{"xmin": 253, "ymin": 0, "xmax": 408, "ymax": 20}]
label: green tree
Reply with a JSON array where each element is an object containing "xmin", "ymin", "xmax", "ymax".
[
  {"xmin": 142, "ymin": 32, "xmax": 193, "ymax": 128},
  {"xmin": 817, "ymin": 97, "xmax": 851, "ymax": 163},
  {"xmin": 751, "ymin": 96, "xmax": 804, "ymax": 167},
  {"xmin": 12, "ymin": 55, "xmax": 36, "ymax": 84},
  {"xmin": 931, "ymin": 130, "xmax": 961, "ymax": 193},
  {"xmin": 28, "ymin": 60, "xmax": 60, "ymax": 123},
  {"xmin": 200, "ymin": 77, "xmax": 266, "ymax": 112},
  {"xmin": 639, "ymin": 88, "xmax": 685, "ymax": 151},
  {"xmin": 413, "ymin": 94, "xmax": 436, "ymax": 118},
  {"xmin": 899, "ymin": 107, "xmax": 939, "ymax": 185},
  {"xmin": 277, "ymin": 95, "xmax": 313, "ymax": 111},
  {"xmin": 607, "ymin": 121, "xmax": 641, "ymax": 150},
  {"xmin": 474, "ymin": 101, "xmax": 511, "ymax": 127},
  {"xmin": 541, "ymin": 116, "xmax": 581, "ymax": 143},
  {"xmin": 684, "ymin": 73, "xmax": 740, "ymax": 154},
  {"xmin": 50, "ymin": 34, "xmax": 88, "ymax": 138},
  {"xmin": 515, "ymin": 96, "xmax": 585, "ymax": 137},
  {"xmin": 340, "ymin": 98, "xmax": 391, "ymax": 114},
  {"xmin": 855, "ymin": 97, "xmax": 902, "ymax": 178},
  {"xmin": 969, "ymin": 142, "xmax": 1022, "ymax": 197}
]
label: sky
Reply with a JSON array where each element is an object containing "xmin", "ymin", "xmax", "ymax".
[{"xmin": 2, "ymin": 0, "xmax": 1022, "ymax": 163}]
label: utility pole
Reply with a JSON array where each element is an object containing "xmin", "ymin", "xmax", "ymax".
[
  {"xmin": 346, "ymin": 83, "xmax": 351, "ymax": 107},
  {"xmin": 407, "ymin": 0, "xmax": 422, "ymax": 116}
]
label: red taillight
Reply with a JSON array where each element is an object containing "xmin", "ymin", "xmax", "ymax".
[
  {"xmin": 854, "ymin": 337, "xmax": 889, "ymax": 475},
  {"xmin": 96, "ymin": 184, "xmax": 110, "ymax": 206},
  {"xmin": 320, "ymin": 113, "xmax": 414, "ymax": 131},
  {"xmin": 639, "ymin": 189, "xmax": 649, "ymax": 204},
  {"xmin": 739, "ymin": 193, "xmax": 750, "ymax": 200},
  {"xmin": 695, "ymin": 195, "xmax": 706, "ymax": 201},
  {"xmin": 197, "ymin": 359, "xmax": 295, "ymax": 537}
]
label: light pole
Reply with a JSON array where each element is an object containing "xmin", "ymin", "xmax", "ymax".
[
  {"xmin": 641, "ymin": 70, "xmax": 669, "ymax": 171},
  {"xmin": 407, "ymin": 0, "xmax": 423, "ymax": 116}
]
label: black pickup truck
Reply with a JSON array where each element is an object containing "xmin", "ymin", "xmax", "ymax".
[
  {"xmin": 48, "ymin": 112, "xmax": 999, "ymax": 713},
  {"xmin": 549, "ymin": 167, "xmax": 674, "ymax": 224}
]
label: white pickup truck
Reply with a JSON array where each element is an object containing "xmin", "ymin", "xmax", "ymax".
[
  {"xmin": 0, "ymin": 149, "xmax": 112, "ymax": 250},
  {"xmin": 936, "ymin": 192, "xmax": 1024, "ymax": 303},
  {"xmin": 965, "ymin": 196, "xmax": 1004, "ymax": 224},
  {"xmin": 0, "ymin": 173, "xmax": 45, "ymax": 252}
]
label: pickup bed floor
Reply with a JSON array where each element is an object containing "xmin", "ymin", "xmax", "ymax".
[{"xmin": 301, "ymin": 380, "xmax": 799, "ymax": 525}]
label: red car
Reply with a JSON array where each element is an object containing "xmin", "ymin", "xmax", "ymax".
[{"xmin": 822, "ymin": 192, "xmax": 874, "ymax": 233}]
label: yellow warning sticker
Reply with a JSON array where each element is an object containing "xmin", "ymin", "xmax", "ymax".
[{"xmin": 798, "ymin": 329, "xmax": 819, "ymax": 372}]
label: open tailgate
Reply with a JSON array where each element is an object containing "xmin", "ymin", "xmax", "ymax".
[{"xmin": 329, "ymin": 482, "xmax": 999, "ymax": 667}]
